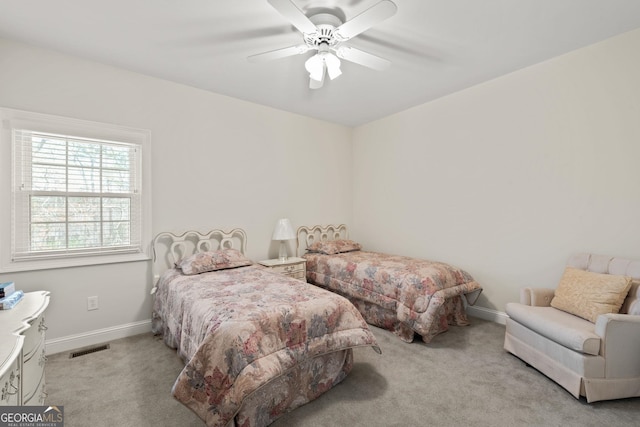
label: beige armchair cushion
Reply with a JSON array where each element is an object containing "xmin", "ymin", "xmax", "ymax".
[
  {"xmin": 550, "ymin": 267, "xmax": 632, "ymax": 323},
  {"xmin": 505, "ymin": 303, "xmax": 601, "ymax": 355}
]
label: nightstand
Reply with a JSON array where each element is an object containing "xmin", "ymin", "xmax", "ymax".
[{"xmin": 259, "ymin": 257, "xmax": 307, "ymax": 282}]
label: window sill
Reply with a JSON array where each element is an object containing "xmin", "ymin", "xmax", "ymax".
[{"xmin": 0, "ymin": 251, "xmax": 150, "ymax": 273}]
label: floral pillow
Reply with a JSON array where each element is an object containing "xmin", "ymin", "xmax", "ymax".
[
  {"xmin": 307, "ymin": 239, "xmax": 362, "ymax": 255},
  {"xmin": 177, "ymin": 248, "xmax": 252, "ymax": 275}
]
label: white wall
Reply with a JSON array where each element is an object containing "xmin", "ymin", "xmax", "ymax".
[
  {"xmin": 0, "ymin": 38, "xmax": 353, "ymax": 350},
  {"xmin": 2, "ymin": 27, "xmax": 639, "ymax": 349},
  {"xmin": 352, "ymin": 28, "xmax": 640, "ymax": 315}
]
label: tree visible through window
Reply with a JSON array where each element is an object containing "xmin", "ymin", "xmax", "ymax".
[
  {"xmin": 1, "ymin": 108, "xmax": 150, "ymax": 272},
  {"xmin": 13, "ymin": 131, "xmax": 142, "ymax": 259}
]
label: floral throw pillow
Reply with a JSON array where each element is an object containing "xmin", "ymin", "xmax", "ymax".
[
  {"xmin": 307, "ymin": 239, "xmax": 362, "ymax": 255},
  {"xmin": 177, "ymin": 248, "xmax": 252, "ymax": 275}
]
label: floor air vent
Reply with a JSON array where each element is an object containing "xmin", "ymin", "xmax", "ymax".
[{"xmin": 69, "ymin": 343, "xmax": 110, "ymax": 358}]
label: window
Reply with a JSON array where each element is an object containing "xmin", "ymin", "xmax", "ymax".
[
  {"xmin": 0, "ymin": 108, "xmax": 151, "ymax": 272},
  {"xmin": 13, "ymin": 131, "xmax": 141, "ymax": 258}
]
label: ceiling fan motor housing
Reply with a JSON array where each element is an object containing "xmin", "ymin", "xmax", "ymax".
[{"xmin": 305, "ymin": 13, "xmax": 344, "ymax": 48}]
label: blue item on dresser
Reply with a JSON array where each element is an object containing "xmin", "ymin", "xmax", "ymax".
[{"xmin": 0, "ymin": 290, "xmax": 24, "ymax": 309}]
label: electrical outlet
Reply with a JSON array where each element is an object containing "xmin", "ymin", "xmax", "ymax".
[{"xmin": 87, "ymin": 296, "xmax": 99, "ymax": 311}]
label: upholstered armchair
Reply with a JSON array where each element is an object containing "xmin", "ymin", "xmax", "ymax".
[{"xmin": 504, "ymin": 253, "xmax": 640, "ymax": 402}]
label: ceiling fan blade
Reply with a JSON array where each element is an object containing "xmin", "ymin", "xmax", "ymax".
[
  {"xmin": 248, "ymin": 44, "xmax": 310, "ymax": 62},
  {"xmin": 334, "ymin": 46, "xmax": 391, "ymax": 71},
  {"xmin": 267, "ymin": 0, "xmax": 317, "ymax": 35},
  {"xmin": 335, "ymin": 0, "xmax": 397, "ymax": 41}
]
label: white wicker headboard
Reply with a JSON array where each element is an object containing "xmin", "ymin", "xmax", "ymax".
[
  {"xmin": 151, "ymin": 228, "xmax": 247, "ymax": 290},
  {"xmin": 296, "ymin": 224, "xmax": 348, "ymax": 256}
]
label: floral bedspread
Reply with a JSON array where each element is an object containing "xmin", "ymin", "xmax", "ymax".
[
  {"xmin": 304, "ymin": 251, "xmax": 483, "ymax": 342},
  {"xmin": 152, "ymin": 264, "xmax": 379, "ymax": 427}
]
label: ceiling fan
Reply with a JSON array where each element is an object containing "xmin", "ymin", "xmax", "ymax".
[{"xmin": 248, "ymin": 0, "xmax": 398, "ymax": 89}]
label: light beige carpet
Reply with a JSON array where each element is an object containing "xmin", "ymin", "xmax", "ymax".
[{"xmin": 45, "ymin": 318, "xmax": 639, "ymax": 426}]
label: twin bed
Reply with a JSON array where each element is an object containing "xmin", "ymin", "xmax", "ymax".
[
  {"xmin": 298, "ymin": 224, "xmax": 483, "ymax": 343},
  {"xmin": 151, "ymin": 228, "xmax": 379, "ymax": 427},
  {"xmin": 151, "ymin": 225, "xmax": 482, "ymax": 426}
]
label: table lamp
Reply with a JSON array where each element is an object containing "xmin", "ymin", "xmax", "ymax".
[{"xmin": 272, "ymin": 218, "xmax": 296, "ymax": 261}]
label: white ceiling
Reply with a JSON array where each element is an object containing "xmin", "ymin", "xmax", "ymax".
[{"xmin": 1, "ymin": 0, "xmax": 640, "ymax": 127}]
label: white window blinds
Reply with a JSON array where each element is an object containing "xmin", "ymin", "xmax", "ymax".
[{"xmin": 12, "ymin": 130, "xmax": 143, "ymax": 261}]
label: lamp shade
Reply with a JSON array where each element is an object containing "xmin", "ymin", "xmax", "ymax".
[
  {"xmin": 324, "ymin": 53, "xmax": 342, "ymax": 80},
  {"xmin": 305, "ymin": 52, "xmax": 342, "ymax": 82},
  {"xmin": 305, "ymin": 54, "xmax": 324, "ymax": 82},
  {"xmin": 272, "ymin": 218, "xmax": 296, "ymax": 241}
]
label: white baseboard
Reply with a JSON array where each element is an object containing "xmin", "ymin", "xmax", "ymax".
[
  {"xmin": 45, "ymin": 319, "xmax": 152, "ymax": 355},
  {"xmin": 467, "ymin": 305, "xmax": 508, "ymax": 325},
  {"xmin": 44, "ymin": 308, "xmax": 506, "ymax": 355}
]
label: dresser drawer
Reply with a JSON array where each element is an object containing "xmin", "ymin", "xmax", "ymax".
[
  {"xmin": 0, "ymin": 358, "xmax": 20, "ymax": 406},
  {"xmin": 23, "ymin": 314, "xmax": 46, "ymax": 359},
  {"xmin": 22, "ymin": 372, "xmax": 45, "ymax": 406},
  {"xmin": 270, "ymin": 262, "xmax": 305, "ymax": 275},
  {"xmin": 287, "ymin": 270, "xmax": 306, "ymax": 280},
  {"xmin": 22, "ymin": 337, "xmax": 46, "ymax": 405},
  {"xmin": 258, "ymin": 258, "xmax": 307, "ymax": 282}
]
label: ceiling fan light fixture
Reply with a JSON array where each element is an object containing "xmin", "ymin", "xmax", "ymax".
[
  {"xmin": 305, "ymin": 54, "xmax": 324, "ymax": 81},
  {"xmin": 324, "ymin": 53, "xmax": 342, "ymax": 80}
]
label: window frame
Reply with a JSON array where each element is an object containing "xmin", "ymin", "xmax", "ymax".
[{"xmin": 0, "ymin": 108, "xmax": 152, "ymax": 272}]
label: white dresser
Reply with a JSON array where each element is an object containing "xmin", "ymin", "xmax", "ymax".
[{"xmin": 0, "ymin": 291, "xmax": 50, "ymax": 406}]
